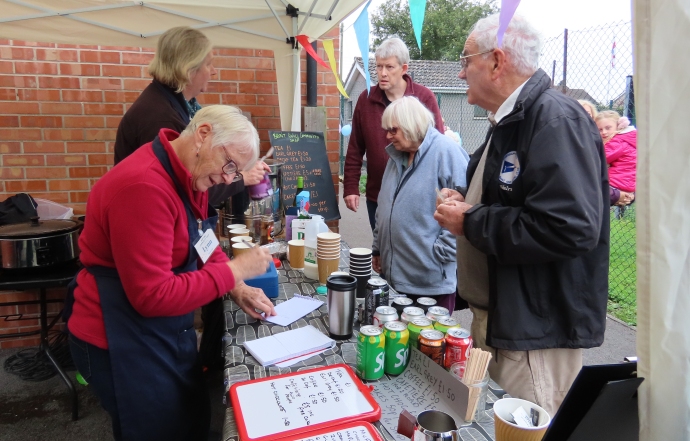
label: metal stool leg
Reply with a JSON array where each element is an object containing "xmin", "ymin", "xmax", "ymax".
[{"xmin": 39, "ymin": 288, "xmax": 79, "ymax": 421}]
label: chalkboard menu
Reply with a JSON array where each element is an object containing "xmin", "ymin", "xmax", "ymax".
[{"xmin": 269, "ymin": 131, "xmax": 340, "ymax": 221}]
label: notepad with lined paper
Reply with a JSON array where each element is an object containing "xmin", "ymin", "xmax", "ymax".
[{"xmin": 242, "ymin": 325, "xmax": 334, "ymax": 366}]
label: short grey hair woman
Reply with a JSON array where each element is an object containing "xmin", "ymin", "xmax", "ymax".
[
  {"xmin": 372, "ymin": 96, "xmax": 470, "ymax": 311},
  {"xmin": 68, "ymin": 105, "xmax": 275, "ymax": 440}
]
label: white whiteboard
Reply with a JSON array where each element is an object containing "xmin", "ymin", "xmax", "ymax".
[
  {"xmin": 234, "ymin": 366, "xmax": 375, "ymax": 439},
  {"xmin": 291, "ymin": 424, "xmax": 378, "ymax": 441}
]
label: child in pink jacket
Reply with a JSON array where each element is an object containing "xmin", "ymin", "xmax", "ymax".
[{"xmin": 596, "ymin": 110, "xmax": 637, "ymax": 205}]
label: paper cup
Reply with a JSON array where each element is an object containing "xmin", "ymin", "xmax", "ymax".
[
  {"xmin": 349, "ymin": 247, "xmax": 372, "ymax": 256},
  {"xmin": 229, "ymin": 228, "xmax": 250, "ymax": 239},
  {"xmin": 232, "ymin": 242, "xmax": 252, "ymax": 258},
  {"xmin": 317, "ymin": 232, "xmax": 341, "ymax": 241},
  {"xmin": 288, "ymin": 239, "xmax": 305, "ymax": 269},
  {"xmin": 231, "ymin": 236, "xmax": 253, "ymax": 244},
  {"xmin": 493, "ymin": 398, "xmax": 551, "ymax": 441},
  {"xmin": 317, "ymin": 256, "xmax": 341, "ymax": 285}
]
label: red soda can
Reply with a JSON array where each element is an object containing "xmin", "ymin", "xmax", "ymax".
[{"xmin": 444, "ymin": 327, "xmax": 473, "ymax": 369}]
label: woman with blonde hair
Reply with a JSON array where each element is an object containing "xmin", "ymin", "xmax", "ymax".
[
  {"xmin": 595, "ymin": 110, "xmax": 637, "ymax": 206},
  {"xmin": 578, "ymin": 99, "xmax": 598, "ymax": 119},
  {"xmin": 113, "ymin": 26, "xmax": 269, "ymax": 203}
]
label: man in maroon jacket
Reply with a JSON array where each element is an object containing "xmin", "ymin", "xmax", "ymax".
[{"xmin": 343, "ymin": 37, "xmax": 444, "ymax": 230}]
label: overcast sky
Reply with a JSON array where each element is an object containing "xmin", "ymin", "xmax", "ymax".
[{"xmin": 339, "ymin": 0, "xmax": 633, "ymax": 76}]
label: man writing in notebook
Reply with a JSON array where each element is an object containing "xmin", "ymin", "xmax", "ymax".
[{"xmin": 434, "ymin": 13, "xmax": 609, "ymax": 416}]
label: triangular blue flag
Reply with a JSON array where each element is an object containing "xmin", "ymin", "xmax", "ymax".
[
  {"xmin": 353, "ymin": 1, "xmax": 372, "ymax": 95},
  {"xmin": 409, "ymin": 0, "xmax": 427, "ymax": 52}
]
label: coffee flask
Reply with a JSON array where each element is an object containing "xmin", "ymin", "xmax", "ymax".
[{"xmin": 326, "ymin": 274, "xmax": 357, "ymax": 340}]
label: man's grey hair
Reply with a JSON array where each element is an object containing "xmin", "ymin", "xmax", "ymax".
[
  {"xmin": 381, "ymin": 96, "xmax": 434, "ymax": 143},
  {"xmin": 182, "ymin": 105, "xmax": 259, "ymax": 167},
  {"xmin": 470, "ymin": 13, "xmax": 542, "ymax": 76},
  {"xmin": 375, "ymin": 37, "xmax": 410, "ymax": 66}
]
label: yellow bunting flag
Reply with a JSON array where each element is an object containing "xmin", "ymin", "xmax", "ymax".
[{"xmin": 322, "ymin": 39, "xmax": 349, "ymax": 99}]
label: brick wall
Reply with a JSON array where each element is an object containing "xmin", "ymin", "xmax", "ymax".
[{"xmin": 0, "ymin": 28, "xmax": 341, "ymax": 348}]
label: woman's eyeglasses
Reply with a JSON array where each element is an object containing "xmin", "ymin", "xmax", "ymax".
[
  {"xmin": 385, "ymin": 127, "xmax": 399, "ymax": 135},
  {"xmin": 222, "ymin": 150, "xmax": 243, "ymax": 183}
]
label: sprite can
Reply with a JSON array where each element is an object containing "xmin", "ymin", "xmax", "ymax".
[
  {"xmin": 356, "ymin": 325, "xmax": 385, "ymax": 380},
  {"xmin": 407, "ymin": 317, "xmax": 434, "ymax": 349},
  {"xmin": 433, "ymin": 317, "xmax": 461, "ymax": 334},
  {"xmin": 383, "ymin": 321, "xmax": 410, "ymax": 375}
]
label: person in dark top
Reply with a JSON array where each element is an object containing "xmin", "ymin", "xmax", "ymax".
[
  {"xmin": 113, "ymin": 26, "xmax": 268, "ymax": 206},
  {"xmin": 434, "ymin": 13, "xmax": 609, "ymax": 416},
  {"xmin": 342, "ymin": 37, "xmax": 444, "ymax": 231}
]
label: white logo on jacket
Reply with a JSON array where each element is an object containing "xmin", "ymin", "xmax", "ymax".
[{"xmin": 499, "ymin": 151, "xmax": 520, "ymax": 184}]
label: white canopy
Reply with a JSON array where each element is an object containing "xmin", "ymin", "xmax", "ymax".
[{"xmin": 0, "ymin": 0, "xmax": 367, "ymax": 130}]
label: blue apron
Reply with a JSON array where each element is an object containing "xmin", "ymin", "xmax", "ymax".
[{"xmin": 85, "ymin": 136, "xmax": 218, "ymax": 440}]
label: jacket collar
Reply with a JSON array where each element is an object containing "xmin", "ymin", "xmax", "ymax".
[
  {"xmin": 498, "ymin": 69, "xmax": 552, "ymax": 126},
  {"xmin": 368, "ymin": 74, "xmax": 417, "ymax": 105}
]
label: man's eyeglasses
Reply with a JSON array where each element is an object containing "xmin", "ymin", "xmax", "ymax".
[
  {"xmin": 222, "ymin": 149, "xmax": 243, "ymax": 183},
  {"xmin": 459, "ymin": 48, "xmax": 495, "ymax": 70},
  {"xmin": 385, "ymin": 127, "xmax": 399, "ymax": 135}
]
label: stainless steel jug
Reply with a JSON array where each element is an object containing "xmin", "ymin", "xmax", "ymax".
[{"xmin": 412, "ymin": 410, "xmax": 464, "ymax": 441}]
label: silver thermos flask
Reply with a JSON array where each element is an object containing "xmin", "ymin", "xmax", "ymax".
[{"xmin": 326, "ymin": 274, "xmax": 358, "ymax": 340}]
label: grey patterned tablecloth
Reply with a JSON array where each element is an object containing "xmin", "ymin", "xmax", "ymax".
[{"xmin": 220, "ymin": 243, "xmax": 501, "ymax": 441}]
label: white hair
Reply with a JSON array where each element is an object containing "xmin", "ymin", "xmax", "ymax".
[
  {"xmin": 381, "ymin": 96, "xmax": 434, "ymax": 143},
  {"xmin": 182, "ymin": 105, "xmax": 259, "ymax": 166},
  {"xmin": 375, "ymin": 37, "xmax": 410, "ymax": 66},
  {"xmin": 470, "ymin": 13, "xmax": 542, "ymax": 76}
]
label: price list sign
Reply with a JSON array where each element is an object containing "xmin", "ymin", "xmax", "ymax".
[
  {"xmin": 269, "ymin": 131, "xmax": 341, "ymax": 221},
  {"xmin": 231, "ymin": 365, "xmax": 379, "ymax": 441},
  {"xmin": 371, "ymin": 347, "xmax": 471, "ymax": 441}
]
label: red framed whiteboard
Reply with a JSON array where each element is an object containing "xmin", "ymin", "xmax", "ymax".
[
  {"xmin": 229, "ymin": 364, "xmax": 381, "ymax": 441},
  {"xmin": 275, "ymin": 421, "xmax": 383, "ymax": 441}
]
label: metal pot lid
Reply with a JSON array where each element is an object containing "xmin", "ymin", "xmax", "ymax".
[{"xmin": 0, "ymin": 217, "xmax": 82, "ymax": 238}]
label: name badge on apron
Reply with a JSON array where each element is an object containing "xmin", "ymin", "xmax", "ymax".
[{"xmin": 194, "ymin": 228, "xmax": 219, "ymax": 263}]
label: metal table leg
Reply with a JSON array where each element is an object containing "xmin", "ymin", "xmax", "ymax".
[{"xmin": 39, "ymin": 288, "xmax": 79, "ymax": 421}]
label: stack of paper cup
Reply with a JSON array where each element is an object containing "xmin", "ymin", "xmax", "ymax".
[
  {"xmin": 348, "ymin": 248, "xmax": 372, "ymax": 298},
  {"xmin": 316, "ymin": 232, "xmax": 341, "ymax": 284}
]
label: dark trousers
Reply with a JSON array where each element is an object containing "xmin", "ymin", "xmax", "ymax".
[
  {"xmin": 69, "ymin": 334, "xmax": 123, "ymax": 440},
  {"xmin": 366, "ymin": 199, "xmax": 378, "ymax": 232}
]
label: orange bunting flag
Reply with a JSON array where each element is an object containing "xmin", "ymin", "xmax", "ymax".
[{"xmin": 322, "ymin": 39, "xmax": 349, "ymax": 99}]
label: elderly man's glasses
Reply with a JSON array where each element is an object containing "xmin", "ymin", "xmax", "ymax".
[
  {"xmin": 459, "ymin": 48, "xmax": 495, "ymax": 70},
  {"xmin": 385, "ymin": 127, "xmax": 399, "ymax": 135},
  {"xmin": 222, "ymin": 149, "xmax": 243, "ymax": 183}
]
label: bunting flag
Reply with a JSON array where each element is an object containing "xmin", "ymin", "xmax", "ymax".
[
  {"xmin": 295, "ymin": 35, "xmax": 330, "ymax": 70},
  {"xmin": 322, "ymin": 39, "xmax": 349, "ymax": 99},
  {"xmin": 497, "ymin": 0, "xmax": 521, "ymax": 47},
  {"xmin": 409, "ymin": 0, "xmax": 427, "ymax": 52},
  {"xmin": 611, "ymin": 39, "xmax": 617, "ymax": 68},
  {"xmin": 353, "ymin": 1, "xmax": 372, "ymax": 95}
]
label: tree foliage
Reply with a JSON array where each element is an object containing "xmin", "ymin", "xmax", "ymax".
[{"xmin": 371, "ymin": 0, "xmax": 497, "ymax": 61}]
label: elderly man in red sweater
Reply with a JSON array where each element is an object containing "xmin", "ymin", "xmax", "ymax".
[{"xmin": 343, "ymin": 37, "xmax": 444, "ymax": 230}]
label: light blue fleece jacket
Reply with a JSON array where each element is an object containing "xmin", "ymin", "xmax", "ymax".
[{"xmin": 372, "ymin": 127, "xmax": 469, "ymax": 295}]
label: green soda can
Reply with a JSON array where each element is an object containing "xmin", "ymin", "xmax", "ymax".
[
  {"xmin": 433, "ymin": 317, "xmax": 461, "ymax": 334},
  {"xmin": 357, "ymin": 325, "xmax": 386, "ymax": 380},
  {"xmin": 407, "ymin": 317, "xmax": 434, "ymax": 350},
  {"xmin": 383, "ymin": 321, "xmax": 410, "ymax": 375}
]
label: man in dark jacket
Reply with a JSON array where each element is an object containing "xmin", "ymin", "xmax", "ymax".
[
  {"xmin": 434, "ymin": 13, "xmax": 609, "ymax": 416},
  {"xmin": 343, "ymin": 37, "xmax": 444, "ymax": 230}
]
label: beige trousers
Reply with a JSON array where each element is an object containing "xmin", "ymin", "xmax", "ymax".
[{"xmin": 470, "ymin": 306, "xmax": 582, "ymax": 417}]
